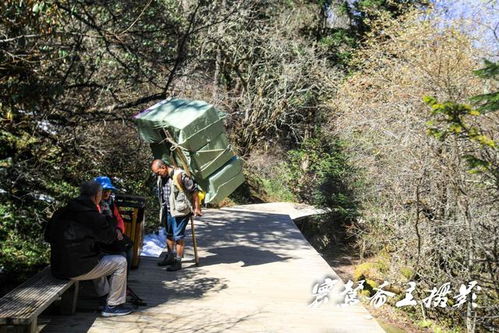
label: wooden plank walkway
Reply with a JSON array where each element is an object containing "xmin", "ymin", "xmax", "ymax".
[{"xmin": 39, "ymin": 208, "xmax": 385, "ymax": 333}]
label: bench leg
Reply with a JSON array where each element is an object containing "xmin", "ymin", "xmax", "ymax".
[
  {"xmin": 28, "ymin": 318, "xmax": 37, "ymax": 333},
  {"xmin": 71, "ymin": 281, "xmax": 79, "ymax": 314},
  {"xmin": 59, "ymin": 281, "xmax": 79, "ymax": 315}
]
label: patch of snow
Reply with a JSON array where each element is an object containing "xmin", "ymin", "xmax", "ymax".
[
  {"xmin": 30, "ymin": 193, "xmax": 55, "ymax": 203},
  {"xmin": 18, "ymin": 109, "xmax": 34, "ymax": 115},
  {"xmin": 37, "ymin": 120, "xmax": 58, "ymax": 135}
]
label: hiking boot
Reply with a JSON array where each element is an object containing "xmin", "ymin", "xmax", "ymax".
[
  {"xmin": 157, "ymin": 253, "xmax": 175, "ymax": 266},
  {"xmin": 166, "ymin": 259, "xmax": 182, "ymax": 271},
  {"xmin": 102, "ymin": 304, "xmax": 133, "ymax": 317}
]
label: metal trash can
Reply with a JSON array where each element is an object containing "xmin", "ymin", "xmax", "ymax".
[{"xmin": 115, "ymin": 194, "xmax": 145, "ymax": 269}]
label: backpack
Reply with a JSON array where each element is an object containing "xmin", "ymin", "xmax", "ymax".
[{"xmin": 169, "ymin": 169, "xmax": 193, "ymax": 217}]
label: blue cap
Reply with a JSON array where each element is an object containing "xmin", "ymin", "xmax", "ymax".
[{"xmin": 94, "ymin": 176, "xmax": 118, "ymax": 191}]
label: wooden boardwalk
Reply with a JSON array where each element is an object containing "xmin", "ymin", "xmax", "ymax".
[{"xmin": 39, "ymin": 208, "xmax": 385, "ymax": 333}]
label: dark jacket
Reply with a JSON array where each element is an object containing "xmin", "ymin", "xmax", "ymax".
[{"xmin": 44, "ymin": 196, "xmax": 117, "ymax": 278}]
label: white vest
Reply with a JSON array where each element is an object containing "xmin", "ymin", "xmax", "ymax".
[{"xmin": 168, "ymin": 169, "xmax": 193, "ymax": 217}]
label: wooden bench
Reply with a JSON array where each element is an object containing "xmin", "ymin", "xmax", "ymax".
[{"xmin": 0, "ymin": 267, "xmax": 79, "ymax": 333}]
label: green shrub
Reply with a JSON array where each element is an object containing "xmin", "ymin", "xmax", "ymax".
[
  {"xmin": 284, "ymin": 135, "xmax": 360, "ymax": 225},
  {"xmin": 0, "ymin": 202, "xmax": 49, "ymax": 296}
]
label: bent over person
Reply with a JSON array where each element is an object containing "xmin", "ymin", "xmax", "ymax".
[
  {"xmin": 44, "ymin": 180, "xmax": 133, "ymax": 317},
  {"xmin": 151, "ymin": 159, "xmax": 202, "ymax": 271}
]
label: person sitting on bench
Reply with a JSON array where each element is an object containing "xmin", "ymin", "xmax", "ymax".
[
  {"xmin": 44, "ymin": 180, "xmax": 133, "ymax": 317},
  {"xmin": 94, "ymin": 176, "xmax": 133, "ymax": 273}
]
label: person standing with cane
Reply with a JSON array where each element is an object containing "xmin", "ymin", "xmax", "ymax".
[{"xmin": 151, "ymin": 159, "xmax": 202, "ymax": 271}]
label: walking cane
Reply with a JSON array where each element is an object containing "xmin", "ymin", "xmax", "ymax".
[
  {"xmin": 162, "ymin": 129, "xmax": 200, "ymax": 266},
  {"xmin": 180, "ymin": 161, "xmax": 200, "ymax": 267},
  {"xmin": 190, "ymin": 215, "xmax": 200, "ymax": 266}
]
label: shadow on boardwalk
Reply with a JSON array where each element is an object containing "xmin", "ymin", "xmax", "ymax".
[
  {"xmin": 40, "ymin": 209, "xmax": 385, "ymax": 333},
  {"xmin": 41, "ymin": 210, "xmax": 295, "ymax": 332}
]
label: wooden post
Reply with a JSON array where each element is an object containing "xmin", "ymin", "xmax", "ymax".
[{"xmin": 131, "ymin": 208, "xmax": 140, "ymax": 268}]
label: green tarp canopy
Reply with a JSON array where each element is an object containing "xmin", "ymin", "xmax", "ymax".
[{"xmin": 134, "ymin": 98, "xmax": 244, "ymax": 204}]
